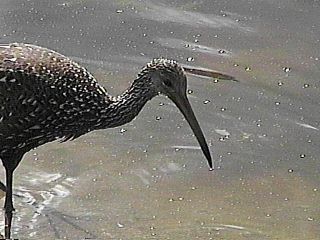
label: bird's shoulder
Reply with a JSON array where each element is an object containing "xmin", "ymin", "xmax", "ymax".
[
  {"xmin": 0, "ymin": 43, "xmax": 79, "ymax": 73},
  {"xmin": 0, "ymin": 43, "xmax": 108, "ymax": 95}
]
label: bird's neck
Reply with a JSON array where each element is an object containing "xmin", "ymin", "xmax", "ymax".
[{"xmin": 100, "ymin": 75, "xmax": 157, "ymax": 129}]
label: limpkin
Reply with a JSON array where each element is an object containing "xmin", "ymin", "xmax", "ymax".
[{"xmin": 0, "ymin": 43, "xmax": 213, "ymax": 238}]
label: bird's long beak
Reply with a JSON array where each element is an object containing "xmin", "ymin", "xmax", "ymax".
[{"xmin": 169, "ymin": 94, "xmax": 213, "ymax": 170}]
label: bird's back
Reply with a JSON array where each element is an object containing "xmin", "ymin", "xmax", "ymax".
[{"xmin": 0, "ymin": 43, "xmax": 110, "ymax": 156}]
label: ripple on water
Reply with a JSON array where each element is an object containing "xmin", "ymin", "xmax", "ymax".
[
  {"xmin": 0, "ymin": 170, "xmax": 76, "ymax": 237},
  {"xmin": 210, "ymin": 224, "xmax": 270, "ymax": 240},
  {"xmin": 156, "ymin": 37, "xmax": 233, "ymax": 57},
  {"xmin": 139, "ymin": 1, "xmax": 253, "ymax": 32}
]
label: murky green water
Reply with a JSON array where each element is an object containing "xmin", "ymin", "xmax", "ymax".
[{"xmin": 0, "ymin": 0, "xmax": 319, "ymax": 239}]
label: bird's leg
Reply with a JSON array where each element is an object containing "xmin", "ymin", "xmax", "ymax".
[
  {"xmin": 4, "ymin": 165, "xmax": 15, "ymax": 239},
  {"xmin": 1, "ymin": 153, "xmax": 21, "ymax": 240}
]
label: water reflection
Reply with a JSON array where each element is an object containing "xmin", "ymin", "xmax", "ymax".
[
  {"xmin": 1, "ymin": 169, "xmax": 78, "ymax": 238},
  {"xmin": 138, "ymin": 1, "xmax": 253, "ymax": 32}
]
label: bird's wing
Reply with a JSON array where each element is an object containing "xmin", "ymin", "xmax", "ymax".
[
  {"xmin": 0, "ymin": 43, "xmax": 105, "ymax": 86},
  {"xmin": 0, "ymin": 43, "xmax": 111, "ymax": 147},
  {"xmin": 0, "ymin": 43, "xmax": 108, "ymax": 91}
]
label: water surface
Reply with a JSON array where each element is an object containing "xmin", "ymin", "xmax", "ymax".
[{"xmin": 0, "ymin": 0, "xmax": 319, "ymax": 239}]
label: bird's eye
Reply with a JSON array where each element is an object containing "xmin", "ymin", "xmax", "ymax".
[{"xmin": 163, "ymin": 78, "xmax": 172, "ymax": 88}]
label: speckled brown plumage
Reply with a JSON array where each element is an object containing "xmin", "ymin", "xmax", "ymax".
[
  {"xmin": 0, "ymin": 43, "xmax": 212, "ymax": 239},
  {"xmin": 0, "ymin": 43, "xmax": 157, "ymax": 157}
]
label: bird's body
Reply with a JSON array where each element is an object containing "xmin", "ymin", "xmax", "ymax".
[
  {"xmin": 0, "ymin": 43, "xmax": 212, "ymax": 239},
  {"xmin": 0, "ymin": 43, "xmax": 154, "ymax": 157}
]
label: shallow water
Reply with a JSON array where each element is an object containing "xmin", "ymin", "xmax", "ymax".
[{"xmin": 0, "ymin": 0, "xmax": 319, "ymax": 239}]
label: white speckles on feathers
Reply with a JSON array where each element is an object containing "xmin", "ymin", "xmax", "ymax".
[
  {"xmin": 0, "ymin": 43, "xmax": 113, "ymax": 153},
  {"xmin": 0, "ymin": 43, "xmax": 183, "ymax": 156}
]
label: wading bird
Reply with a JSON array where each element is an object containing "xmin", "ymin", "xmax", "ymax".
[{"xmin": 0, "ymin": 43, "xmax": 213, "ymax": 239}]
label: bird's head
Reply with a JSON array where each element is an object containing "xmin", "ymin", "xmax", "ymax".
[{"xmin": 140, "ymin": 58, "xmax": 213, "ymax": 169}]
